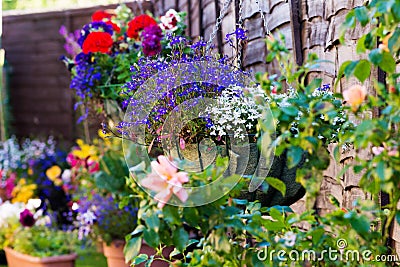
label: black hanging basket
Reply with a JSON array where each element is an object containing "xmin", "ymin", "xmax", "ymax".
[{"xmin": 231, "ymin": 145, "xmax": 306, "ymax": 207}]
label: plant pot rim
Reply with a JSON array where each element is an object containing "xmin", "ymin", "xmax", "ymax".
[{"xmin": 4, "ymin": 247, "xmax": 77, "ymax": 263}]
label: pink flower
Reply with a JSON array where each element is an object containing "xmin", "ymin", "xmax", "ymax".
[
  {"xmin": 388, "ymin": 148, "xmax": 398, "ymax": 157},
  {"xmin": 342, "ymin": 85, "xmax": 367, "ymax": 111},
  {"xmin": 159, "ymin": 9, "xmax": 181, "ymax": 31},
  {"xmin": 372, "ymin": 146, "xmax": 384, "ymax": 156},
  {"xmin": 179, "ymin": 138, "xmax": 186, "ymax": 150},
  {"xmin": 5, "ymin": 173, "xmax": 16, "ymax": 199},
  {"xmin": 141, "ymin": 156, "xmax": 189, "ymax": 208},
  {"xmin": 67, "ymin": 153, "xmax": 79, "ymax": 167},
  {"xmin": 87, "ymin": 159, "xmax": 100, "ymax": 173}
]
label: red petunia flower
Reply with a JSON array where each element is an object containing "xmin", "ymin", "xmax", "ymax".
[
  {"xmin": 127, "ymin": 14, "xmax": 157, "ymax": 39},
  {"xmin": 92, "ymin": 10, "xmax": 113, "ymax": 22},
  {"xmin": 82, "ymin": 32, "xmax": 113, "ymax": 54},
  {"xmin": 106, "ymin": 20, "xmax": 121, "ymax": 34}
]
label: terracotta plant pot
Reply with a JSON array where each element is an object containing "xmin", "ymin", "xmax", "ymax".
[
  {"xmin": 103, "ymin": 240, "xmax": 129, "ymax": 267},
  {"xmin": 103, "ymin": 240, "xmax": 173, "ymax": 267},
  {"xmin": 4, "ymin": 247, "xmax": 77, "ymax": 267}
]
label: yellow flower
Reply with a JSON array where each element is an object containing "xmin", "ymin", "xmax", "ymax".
[
  {"xmin": 46, "ymin": 165, "xmax": 62, "ymax": 182},
  {"xmin": 11, "ymin": 180, "xmax": 37, "ymax": 204},
  {"xmin": 54, "ymin": 178, "xmax": 63, "ymax": 187},
  {"xmin": 98, "ymin": 129, "xmax": 111, "ymax": 146},
  {"xmin": 72, "ymin": 139, "xmax": 99, "ymax": 161}
]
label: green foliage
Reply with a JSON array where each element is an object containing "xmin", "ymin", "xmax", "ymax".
[
  {"xmin": 121, "ymin": 1, "xmax": 400, "ymax": 266},
  {"xmin": 10, "ymin": 226, "xmax": 77, "ymax": 257},
  {"xmin": 256, "ymin": 35, "xmax": 353, "ymax": 202},
  {"xmin": 337, "ymin": 0, "xmax": 400, "ymax": 239}
]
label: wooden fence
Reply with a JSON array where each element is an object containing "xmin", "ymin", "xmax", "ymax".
[
  {"xmin": 2, "ymin": 1, "xmax": 152, "ymax": 143},
  {"xmin": 2, "ymin": 0, "xmax": 399, "ymax": 254}
]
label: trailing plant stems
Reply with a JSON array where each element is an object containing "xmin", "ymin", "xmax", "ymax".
[{"xmin": 80, "ymin": 104, "xmax": 91, "ymax": 144}]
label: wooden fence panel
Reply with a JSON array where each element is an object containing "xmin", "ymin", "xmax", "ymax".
[{"xmin": 2, "ymin": 1, "xmax": 152, "ymax": 143}]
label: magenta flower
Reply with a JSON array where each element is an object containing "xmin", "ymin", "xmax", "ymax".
[
  {"xmin": 5, "ymin": 173, "xmax": 16, "ymax": 199},
  {"xmin": 141, "ymin": 25, "xmax": 162, "ymax": 57},
  {"xmin": 20, "ymin": 209, "xmax": 35, "ymax": 227},
  {"xmin": 141, "ymin": 156, "xmax": 189, "ymax": 208}
]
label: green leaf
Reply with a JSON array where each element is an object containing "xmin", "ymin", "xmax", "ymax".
[
  {"xmin": 281, "ymin": 106, "xmax": 299, "ymax": 117},
  {"xmin": 265, "ymin": 177, "xmax": 286, "ymax": 197},
  {"xmin": 266, "ymin": 52, "xmax": 277, "ymax": 62},
  {"xmin": 123, "ymin": 236, "xmax": 142, "ymax": 263},
  {"xmin": 232, "ymin": 198, "xmax": 248, "ymax": 205},
  {"xmin": 94, "ymin": 171, "xmax": 125, "ymax": 192},
  {"xmin": 392, "ymin": 2, "xmax": 400, "ymax": 21},
  {"xmin": 376, "ymin": 161, "xmax": 385, "ymax": 181},
  {"xmin": 353, "ymin": 165, "xmax": 364, "ymax": 174},
  {"xmin": 354, "ymin": 59, "xmax": 371, "ymax": 83},
  {"xmin": 335, "ymin": 61, "xmax": 351, "ymax": 87},
  {"xmin": 263, "ymin": 220, "xmax": 285, "ymax": 231},
  {"xmin": 305, "ymin": 78, "xmax": 322, "ymax": 93},
  {"xmin": 344, "ymin": 60, "xmax": 359, "ymax": 77},
  {"xmin": 162, "ymin": 206, "xmax": 181, "ymax": 225},
  {"xmin": 287, "ymin": 146, "xmax": 303, "ymax": 168},
  {"xmin": 368, "ymin": 48, "xmax": 383, "ymax": 65},
  {"xmin": 333, "ymin": 145, "xmax": 340, "ymax": 163},
  {"xmin": 343, "ymin": 10, "xmax": 356, "ymax": 28},
  {"xmin": 145, "ymin": 212, "xmax": 160, "ymax": 233},
  {"xmin": 356, "ymin": 35, "xmax": 367, "ymax": 54},
  {"xmin": 388, "ymin": 28, "xmax": 400, "ymax": 52},
  {"xmin": 173, "ymin": 227, "xmax": 189, "ymax": 252},
  {"xmin": 130, "ymin": 225, "xmax": 145, "ymax": 237},
  {"xmin": 267, "ymin": 205, "xmax": 293, "ymax": 213},
  {"xmin": 396, "ymin": 211, "xmax": 400, "ymax": 225},
  {"xmin": 269, "ymin": 208, "xmax": 284, "ymax": 223},
  {"xmin": 183, "ymin": 208, "xmax": 200, "ymax": 227},
  {"xmin": 379, "ymin": 52, "xmax": 396, "ymax": 73},
  {"xmin": 350, "ymin": 215, "xmax": 370, "ymax": 235},
  {"xmin": 132, "ymin": 254, "xmax": 148, "ymax": 265},
  {"xmin": 143, "ymin": 229, "xmax": 159, "ymax": 248},
  {"xmin": 336, "ymin": 165, "xmax": 350, "ymax": 180},
  {"xmin": 354, "ymin": 6, "xmax": 369, "ymax": 26}
]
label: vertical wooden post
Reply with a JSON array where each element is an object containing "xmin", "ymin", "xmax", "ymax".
[
  {"xmin": 199, "ymin": 0, "xmax": 204, "ymax": 38},
  {"xmin": 215, "ymin": 0, "xmax": 223, "ymax": 54},
  {"xmin": 290, "ymin": 0, "xmax": 303, "ymax": 66},
  {"xmin": 187, "ymin": 0, "xmax": 192, "ymax": 37},
  {"xmin": 175, "ymin": 0, "xmax": 179, "ymax": 11}
]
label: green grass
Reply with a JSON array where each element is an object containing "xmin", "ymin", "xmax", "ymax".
[
  {"xmin": 0, "ymin": 251, "xmax": 107, "ymax": 267},
  {"xmin": 76, "ymin": 251, "xmax": 107, "ymax": 267}
]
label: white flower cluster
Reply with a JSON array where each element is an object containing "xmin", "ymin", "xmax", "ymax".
[
  {"xmin": 267, "ymin": 86, "xmax": 348, "ymax": 141},
  {"xmin": 205, "ymin": 85, "xmax": 263, "ymax": 140},
  {"xmin": 0, "ymin": 201, "xmax": 24, "ymax": 227},
  {"xmin": 76, "ymin": 208, "xmax": 97, "ymax": 240},
  {"xmin": 0, "ymin": 136, "xmax": 56, "ymax": 182},
  {"xmin": 0, "ymin": 201, "xmax": 51, "ymax": 227}
]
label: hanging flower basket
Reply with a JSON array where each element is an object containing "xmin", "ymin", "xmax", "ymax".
[{"xmin": 4, "ymin": 247, "xmax": 77, "ymax": 267}]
